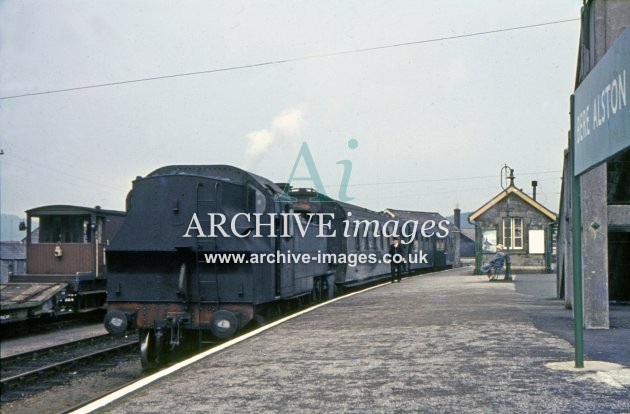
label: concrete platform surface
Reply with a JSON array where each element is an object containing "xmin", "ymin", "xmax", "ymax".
[{"xmin": 99, "ymin": 268, "xmax": 629, "ymax": 413}]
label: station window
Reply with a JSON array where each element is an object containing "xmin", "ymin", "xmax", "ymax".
[{"xmin": 503, "ymin": 217, "xmax": 523, "ymax": 249}]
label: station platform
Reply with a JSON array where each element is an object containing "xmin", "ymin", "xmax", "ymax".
[
  {"xmin": 1, "ymin": 323, "xmax": 107, "ymax": 358},
  {"xmin": 83, "ymin": 267, "xmax": 629, "ymax": 413}
]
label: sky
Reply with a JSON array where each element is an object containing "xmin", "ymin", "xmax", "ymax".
[{"xmin": 0, "ymin": 1, "xmax": 581, "ymax": 223}]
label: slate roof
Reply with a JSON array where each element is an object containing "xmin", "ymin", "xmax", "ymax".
[
  {"xmin": 468, "ymin": 186, "xmax": 557, "ymax": 222},
  {"xmin": 383, "ymin": 209, "xmax": 457, "ymax": 232},
  {"xmin": 461, "ymin": 228, "xmax": 475, "ymax": 242},
  {"xmin": 0, "ymin": 242, "xmax": 26, "ymax": 260}
]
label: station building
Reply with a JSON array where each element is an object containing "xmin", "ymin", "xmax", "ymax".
[
  {"xmin": 469, "ymin": 174, "xmax": 556, "ymax": 274},
  {"xmin": 557, "ymin": 0, "xmax": 630, "ymax": 329}
]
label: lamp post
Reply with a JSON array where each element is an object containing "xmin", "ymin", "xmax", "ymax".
[{"xmin": 500, "ymin": 164, "xmax": 513, "ymax": 281}]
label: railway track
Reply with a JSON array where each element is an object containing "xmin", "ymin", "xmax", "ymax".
[{"xmin": 0, "ymin": 333, "xmax": 139, "ymax": 403}]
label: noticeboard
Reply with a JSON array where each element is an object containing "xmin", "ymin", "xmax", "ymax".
[{"xmin": 574, "ymin": 27, "xmax": 630, "ymax": 176}]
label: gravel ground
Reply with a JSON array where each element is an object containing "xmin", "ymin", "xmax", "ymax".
[{"xmin": 0, "ymin": 358, "xmax": 142, "ymax": 414}]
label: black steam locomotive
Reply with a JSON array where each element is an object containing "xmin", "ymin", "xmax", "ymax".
[{"xmin": 103, "ymin": 165, "xmax": 454, "ymax": 369}]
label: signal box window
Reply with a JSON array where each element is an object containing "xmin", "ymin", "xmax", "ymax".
[{"xmin": 39, "ymin": 215, "xmax": 91, "ymax": 243}]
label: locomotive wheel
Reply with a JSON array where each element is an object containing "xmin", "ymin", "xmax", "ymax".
[{"xmin": 140, "ymin": 329, "xmax": 164, "ymax": 370}]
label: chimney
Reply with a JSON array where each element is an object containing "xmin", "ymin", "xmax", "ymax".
[
  {"xmin": 454, "ymin": 207, "xmax": 461, "ymax": 229},
  {"xmin": 531, "ymin": 180, "xmax": 538, "ymax": 201}
]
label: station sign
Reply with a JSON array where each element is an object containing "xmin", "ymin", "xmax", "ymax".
[{"xmin": 574, "ymin": 27, "xmax": 630, "ymax": 176}]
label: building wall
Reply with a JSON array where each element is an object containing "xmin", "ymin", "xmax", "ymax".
[
  {"xmin": 1, "ymin": 260, "xmax": 26, "ymax": 284},
  {"xmin": 581, "ymin": 164, "xmax": 609, "ymax": 328},
  {"xmin": 460, "ymin": 237, "xmax": 475, "ymax": 258},
  {"xmin": 577, "ymin": 0, "xmax": 630, "ymax": 82},
  {"xmin": 561, "ymin": 0, "xmax": 630, "ymax": 328}
]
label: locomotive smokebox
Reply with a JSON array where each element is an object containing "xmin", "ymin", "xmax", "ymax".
[{"xmin": 104, "ymin": 309, "xmax": 133, "ymax": 335}]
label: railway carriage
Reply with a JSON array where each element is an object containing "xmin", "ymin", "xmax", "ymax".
[
  {"xmin": 287, "ymin": 188, "xmax": 437, "ymax": 287},
  {"xmin": 288, "ymin": 188, "xmax": 454, "ymax": 281},
  {"xmin": 383, "ymin": 209, "xmax": 458, "ymax": 269}
]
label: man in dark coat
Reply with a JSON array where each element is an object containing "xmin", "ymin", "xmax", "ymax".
[{"xmin": 389, "ymin": 237, "xmax": 404, "ymax": 283}]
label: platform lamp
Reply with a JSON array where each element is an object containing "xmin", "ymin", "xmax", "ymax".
[{"xmin": 500, "ymin": 164, "xmax": 513, "ymax": 281}]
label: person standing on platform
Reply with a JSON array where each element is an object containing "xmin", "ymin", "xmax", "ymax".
[{"xmin": 389, "ymin": 237, "xmax": 404, "ymax": 283}]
